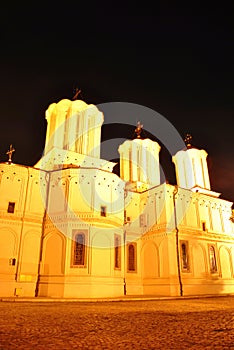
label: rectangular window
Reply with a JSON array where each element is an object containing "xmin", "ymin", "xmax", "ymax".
[
  {"xmin": 72, "ymin": 232, "xmax": 86, "ymax": 266},
  {"xmin": 202, "ymin": 221, "xmax": 206, "ymax": 231},
  {"xmin": 114, "ymin": 235, "xmax": 121, "ymax": 269},
  {"xmin": 127, "ymin": 243, "xmax": 137, "ymax": 272},
  {"xmin": 9, "ymin": 258, "xmax": 16, "ymax": 266},
  {"xmin": 180, "ymin": 241, "xmax": 190, "ymax": 272},
  {"xmin": 7, "ymin": 202, "xmax": 15, "ymax": 213},
  {"xmin": 100, "ymin": 206, "xmax": 107, "ymax": 217},
  {"xmin": 209, "ymin": 245, "xmax": 218, "ymax": 273}
]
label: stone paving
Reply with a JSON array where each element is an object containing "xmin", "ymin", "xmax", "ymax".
[{"xmin": 0, "ymin": 296, "xmax": 234, "ymax": 349}]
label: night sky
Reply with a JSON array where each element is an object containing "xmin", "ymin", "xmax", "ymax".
[{"xmin": 0, "ymin": 5, "xmax": 233, "ymax": 203}]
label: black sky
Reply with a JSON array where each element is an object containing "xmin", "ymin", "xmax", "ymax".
[{"xmin": 0, "ymin": 4, "xmax": 233, "ymax": 202}]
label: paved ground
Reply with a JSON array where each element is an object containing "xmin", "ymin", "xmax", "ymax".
[{"xmin": 0, "ymin": 296, "xmax": 234, "ymax": 349}]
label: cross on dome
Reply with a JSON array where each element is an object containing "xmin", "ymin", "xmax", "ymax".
[
  {"xmin": 6, "ymin": 144, "xmax": 15, "ymax": 164},
  {"xmin": 72, "ymin": 86, "xmax": 82, "ymax": 100},
  {"xmin": 184, "ymin": 133, "xmax": 192, "ymax": 148},
  {"xmin": 135, "ymin": 121, "xmax": 143, "ymax": 139}
]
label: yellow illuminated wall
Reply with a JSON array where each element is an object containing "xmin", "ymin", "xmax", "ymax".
[{"xmin": 0, "ymin": 98, "xmax": 233, "ymax": 298}]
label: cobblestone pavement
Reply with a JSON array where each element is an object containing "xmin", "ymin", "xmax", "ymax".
[{"xmin": 1, "ymin": 296, "xmax": 234, "ymax": 349}]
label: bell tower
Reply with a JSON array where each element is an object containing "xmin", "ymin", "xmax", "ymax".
[
  {"xmin": 172, "ymin": 134, "xmax": 211, "ymax": 190},
  {"xmin": 118, "ymin": 122, "xmax": 161, "ymax": 188},
  {"xmin": 35, "ymin": 98, "xmax": 116, "ymax": 172},
  {"xmin": 44, "ymin": 99, "xmax": 103, "ymax": 158}
]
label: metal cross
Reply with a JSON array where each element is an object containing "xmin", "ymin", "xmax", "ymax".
[
  {"xmin": 72, "ymin": 87, "xmax": 82, "ymax": 100},
  {"xmin": 6, "ymin": 144, "xmax": 15, "ymax": 163},
  {"xmin": 135, "ymin": 121, "xmax": 143, "ymax": 139},
  {"xmin": 184, "ymin": 133, "xmax": 192, "ymax": 148}
]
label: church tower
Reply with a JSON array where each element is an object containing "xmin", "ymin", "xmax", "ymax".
[
  {"xmin": 44, "ymin": 99, "xmax": 103, "ymax": 158},
  {"xmin": 172, "ymin": 134, "xmax": 211, "ymax": 191},
  {"xmin": 118, "ymin": 122, "xmax": 161, "ymax": 188},
  {"xmin": 35, "ymin": 98, "xmax": 115, "ymax": 172}
]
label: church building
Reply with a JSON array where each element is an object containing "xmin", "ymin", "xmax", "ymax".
[{"xmin": 0, "ymin": 98, "xmax": 233, "ymax": 298}]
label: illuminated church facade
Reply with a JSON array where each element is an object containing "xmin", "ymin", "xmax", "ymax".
[{"xmin": 0, "ymin": 98, "xmax": 233, "ymax": 298}]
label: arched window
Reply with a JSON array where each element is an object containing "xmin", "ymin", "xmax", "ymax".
[
  {"xmin": 114, "ymin": 235, "xmax": 121, "ymax": 269},
  {"xmin": 73, "ymin": 233, "xmax": 85, "ymax": 266},
  {"xmin": 209, "ymin": 245, "xmax": 217, "ymax": 273},
  {"xmin": 181, "ymin": 241, "xmax": 189, "ymax": 272},
  {"xmin": 128, "ymin": 243, "xmax": 136, "ymax": 272}
]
